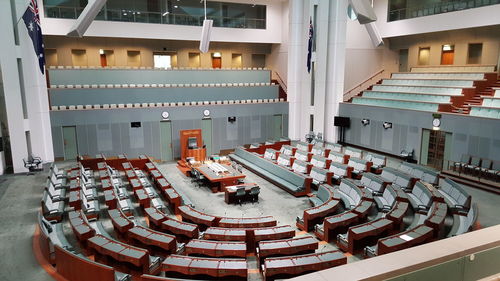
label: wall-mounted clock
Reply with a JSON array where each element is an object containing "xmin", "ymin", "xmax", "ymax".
[
  {"xmin": 432, "ymin": 118, "xmax": 441, "ymax": 127},
  {"xmin": 203, "ymin": 109, "xmax": 210, "ymax": 117},
  {"xmin": 161, "ymin": 111, "xmax": 169, "ymax": 119}
]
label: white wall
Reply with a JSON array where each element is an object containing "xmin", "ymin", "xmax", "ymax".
[
  {"xmin": 39, "ymin": 0, "xmax": 284, "ymax": 44},
  {"xmin": 267, "ymin": 1, "xmax": 290, "ymax": 84},
  {"xmin": 344, "ymin": 19, "xmax": 398, "ymax": 92},
  {"xmin": 0, "ymin": 0, "xmax": 54, "ymax": 173},
  {"xmin": 374, "ymin": 0, "xmax": 500, "ymax": 38}
]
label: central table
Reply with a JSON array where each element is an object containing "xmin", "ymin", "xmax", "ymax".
[{"xmin": 193, "ymin": 163, "xmax": 246, "ymax": 192}]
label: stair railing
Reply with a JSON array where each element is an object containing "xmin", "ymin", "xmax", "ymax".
[
  {"xmin": 273, "ymin": 71, "xmax": 287, "ymax": 93},
  {"xmin": 343, "ymin": 69, "xmax": 387, "ymax": 102}
]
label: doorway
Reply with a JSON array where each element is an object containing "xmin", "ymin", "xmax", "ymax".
[
  {"xmin": 201, "ymin": 118, "xmax": 213, "ymax": 156},
  {"xmin": 418, "ymin": 47, "xmax": 430, "ymax": 65},
  {"xmin": 62, "ymin": 126, "xmax": 78, "ymax": 160},
  {"xmin": 272, "ymin": 114, "xmax": 283, "ymax": 140},
  {"xmin": 420, "ymin": 129, "xmax": 452, "ymax": 170},
  {"xmin": 160, "ymin": 121, "xmax": 173, "ymax": 162},
  {"xmin": 441, "ymin": 45, "xmax": 454, "ymax": 65},
  {"xmin": 399, "ymin": 49, "xmax": 408, "ymax": 72},
  {"xmin": 212, "ymin": 52, "xmax": 222, "ymax": 69},
  {"xmin": 467, "ymin": 43, "xmax": 483, "ymax": 64}
]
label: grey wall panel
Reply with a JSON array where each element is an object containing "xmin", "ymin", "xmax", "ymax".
[
  {"xmin": 50, "ymin": 86, "xmax": 278, "ymax": 106},
  {"xmin": 51, "ymin": 126, "xmax": 63, "ymax": 157},
  {"xmin": 76, "ymin": 125, "xmax": 88, "ymax": 155},
  {"xmin": 339, "ymin": 103, "xmax": 500, "ymax": 163},
  {"xmin": 50, "ymin": 103, "xmax": 288, "ymax": 159},
  {"xmin": 468, "ymin": 136, "xmax": 480, "ymax": 157},
  {"xmin": 49, "ymin": 69, "xmax": 272, "ymax": 85},
  {"xmin": 86, "ymin": 124, "xmax": 98, "ymax": 156}
]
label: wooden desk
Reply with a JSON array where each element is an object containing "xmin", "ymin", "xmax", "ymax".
[
  {"xmin": 108, "ymin": 209, "xmax": 134, "ymax": 234},
  {"xmin": 87, "ymin": 235, "xmax": 150, "ymax": 273},
  {"xmin": 316, "ymin": 211, "xmax": 360, "ymax": 242},
  {"xmin": 263, "ymin": 251, "xmax": 346, "ymax": 278},
  {"xmin": 178, "ymin": 205, "xmax": 217, "ymax": 227},
  {"xmin": 376, "ymin": 224, "xmax": 434, "ymax": 256},
  {"xmin": 257, "ymin": 236, "xmax": 318, "ymax": 259},
  {"xmin": 161, "ymin": 218, "xmax": 199, "ymax": 239},
  {"xmin": 194, "ymin": 163, "xmax": 246, "ymax": 192},
  {"xmin": 219, "ymin": 216, "xmax": 277, "ymax": 228},
  {"xmin": 186, "ymin": 148, "xmax": 206, "ymax": 162},
  {"xmin": 162, "ymin": 255, "xmax": 247, "ymax": 278},
  {"xmin": 68, "ymin": 210, "xmax": 95, "ymax": 243},
  {"xmin": 203, "ymin": 227, "xmax": 247, "ymax": 242},
  {"xmin": 127, "ymin": 226, "xmax": 177, "ymax": 255},
  {"xmin": 104, "ymin": 189, "xmax": 117, "ymax": 210},
  {"xmin": 224, "ymin": 183, "xmax": 259, "ymax": 204},
  {"xmin": 185, "ymin": 239, "xmax": 247, "ymax": 258}
]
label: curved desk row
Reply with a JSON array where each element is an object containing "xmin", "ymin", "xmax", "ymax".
[
  {"xmin": 185, "ymin": 239, "xmax": 247, "ymax": 258},
  {"xmin": 87, "ymin": 234, "xmax": 160, "ymax": 274},
  {"xmin": 162, "ymin": 255, "xmax": 247, "ymax": 278},
  {"xmin": 178, "ymin": 205, "xmax": 277, "ymax": 229},
  {"xmin": 257, "ymin": 236, "xmax": 319, "ymax": 259},
  {"xmin": 144, "ymin": 207, "xmax": 199, "ymax": 239},
  {"xmin": 296, "ymin": 186, "xmax": 341, "ymax": 232},
  {"xmin": 262, "ymin": 251, "xmax": 347, "ymax": 279}
]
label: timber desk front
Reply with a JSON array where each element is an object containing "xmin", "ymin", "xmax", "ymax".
[
  {"xmin": 225, "ymin": 183, "xmax": 260, "ymax": 204},
  {"xmin": 178, "ymin": 205, "xmax": 277, "ymax": 229},
  {"xmin": 192, "ymin": 161, "xmax": 246, "ymax": 192}
]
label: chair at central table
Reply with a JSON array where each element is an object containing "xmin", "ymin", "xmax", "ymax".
[{"xmin": 235, "ymin": 187, "xmax": 246, "ymax": 205}]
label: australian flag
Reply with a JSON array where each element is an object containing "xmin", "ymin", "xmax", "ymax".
[
  {"xmin": 23, "ymin": 0, "xmax": 45, "ymax": 74},
  {"xmin": 306, "ymin": 17, "xmax": 314, "ymax": 73}
]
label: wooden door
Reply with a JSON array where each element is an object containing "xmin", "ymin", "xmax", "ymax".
[
  {"xmin": 441, "ymin": 50, "xmax": 454, "ymax": 65},
  {"xmin": 212, "ymin": 57, "xmax": 222, "ymax": 69},
  {"xmin": 100, "ymin": 54, "xmax": 107, "ymax": 67}
]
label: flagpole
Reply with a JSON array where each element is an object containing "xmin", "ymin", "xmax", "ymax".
[{"xmin": 16, "ymin": 0, "xmax": 32, "ymax": 24}]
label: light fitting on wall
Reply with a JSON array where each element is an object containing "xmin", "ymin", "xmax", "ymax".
[
  {"xmin": 361, "ymin": 119, "xmax": 370, "ymax": 126},
  {"xmin": 383, "ymin": 122, "xmax": 392, "ymax": 129},
  {"xmin": 99, "ymin": 49, "xmax": 104, "ymax": 55},
  {"xmin": 212, "ymin": 52, "xmax": 222, "ymax": 58},
  {"xmin": 199, "ymin": 0, "xmax": 213, "ymax": 53}
]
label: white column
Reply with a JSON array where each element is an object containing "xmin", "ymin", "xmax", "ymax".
[
  {"xmin": 19, "ymin": 14, "xmax": 55, "ymax": 163},
  {"xmin": 0, "ymin": 0, "xmax": 29, "ymax": 173},
  {"xmin": 0, "ymin": 0, "xmax": 55, "ymax": 173},
  {"xmin": 287, "ymin": 0, "xmax": 305, "ymax": 140},
  {"xmin": 324, "ymin": 0, "xmax": 348, "ymax": 142}
]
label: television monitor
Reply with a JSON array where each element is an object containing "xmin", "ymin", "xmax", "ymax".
[
  {"xmin": 188, "ymin": 137, "xmax": 198, "ymax": 149},
  {"xmin": 334, "ymin": 116, "xmax": 350, "ymax": 128}
]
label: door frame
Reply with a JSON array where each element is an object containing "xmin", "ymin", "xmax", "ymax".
[
  {"xmin": 273, "ymin": 114, "xmax": 283, "ymax": 140},
  {"xmin": 62, "ymin": 126, "xmax": 78, "ymax": 160},
  {"xmin": 201, "ymin": 118, "xmax": 213, "ymax": 156},
  {"xmin": 160, "ymin": 120, "xmax": 173, "ymax": 162}
]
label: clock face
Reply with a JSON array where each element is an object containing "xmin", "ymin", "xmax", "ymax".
[
  {"xmin": 432, "ymin": 118, "xmax": 441, "ymax": 127},
  {"xmin": 203, "ymin": 109, "xmax": 210, "ymax": 117},
  {"xmin": 161, "ymin": 111, "xmax": 169, "ymax": 119}
]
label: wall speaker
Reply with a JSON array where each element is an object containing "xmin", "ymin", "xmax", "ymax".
[
  {"xmin": 361, "ymin": 119, "xmax": 370, "ymax": 126},
  {"xmin": 67, "ymin": 0, "xmax": 107, "ymax": 37},
  {"xmin": 365, "ymin": 22, "xmax": 384, "ymax": 47},
  {"xmin": 349, "ymin": 0, "xmax": 377, "ymax": 24},
  {"xmin": 228, "ymin": 116, "xmax": 236, "ymax": 123},
  {"xmin": 199, "ymin": 19, "xmax": 213, "ymax": 53},
  {"xmin": 383, "ymin": 122, "xmax": 392, "ymax": 129}
]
